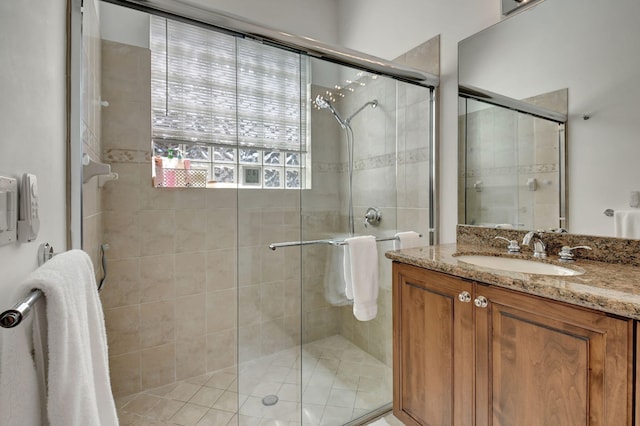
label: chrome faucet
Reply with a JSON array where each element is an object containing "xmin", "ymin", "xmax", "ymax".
[{"xmin": 522, "ymin": 231, "xmax": 547, "ymax": 259}]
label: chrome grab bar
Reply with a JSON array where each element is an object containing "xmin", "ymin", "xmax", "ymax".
[{"xmin": 268, "ymin": 233, "xmax": 423, "ymax": 251}]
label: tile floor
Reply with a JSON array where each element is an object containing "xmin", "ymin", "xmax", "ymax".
[{"xmin": 117, "ymin": 335, "xmax": 393, "ymax": 425}]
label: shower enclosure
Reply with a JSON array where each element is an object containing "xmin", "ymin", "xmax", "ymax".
[
  {"xmin": 78, "ymin": 1, "xmax": 436, "ymax": 424},
  {"xmin": 236, "ymin": 57, "xmax": 434, "ymax": 425}
]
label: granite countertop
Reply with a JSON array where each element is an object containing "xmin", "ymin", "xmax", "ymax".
[{"xmin": 386, "ymin": 243, "xmax": 640, "ymax": 320}]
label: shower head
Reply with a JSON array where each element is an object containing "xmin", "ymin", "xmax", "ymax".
[
  {"xmin": 315, "ymin": 95, "xmax": 330, "ymax": 109},
  {"xmin": 315, "ymin": 95, "xmax": 347, "ymax": 127}
]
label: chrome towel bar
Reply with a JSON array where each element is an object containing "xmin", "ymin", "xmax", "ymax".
[
  {"xmin": 0, "ymin": 242, "xmax": 109, "ymax": 329},
  {"xmin": 0, "ymin": 289, "xmax": 43, "ymax": 328},
  {"xmin": 268, "ymin": 232, "xmax": 422, "ymax": 251}
]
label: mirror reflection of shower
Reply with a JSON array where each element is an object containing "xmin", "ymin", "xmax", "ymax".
[{"xmin": 315, "ymin": 94, "xmax": 378, "ymax": 235}]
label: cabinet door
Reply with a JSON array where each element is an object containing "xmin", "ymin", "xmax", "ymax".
[
  {"xmin": 475, "ymin": 284, "xmax": 632, "ymax": 426},
  {"xmin": 392, "ymin": 263, "xmax": 474, "ymax": 426}
]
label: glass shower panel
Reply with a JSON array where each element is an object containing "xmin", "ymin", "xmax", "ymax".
[
  {"xmin": 234, "ymin": 39, "xmax": 433, "ymax": 426},
  {"xmin": 298, "ymin": 58, "xmax": 429, "ymax": 425}
]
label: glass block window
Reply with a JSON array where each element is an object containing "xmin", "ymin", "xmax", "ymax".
[{"xmin": 150, "ymin": 16, "xmax": 309, "ymax": 189}]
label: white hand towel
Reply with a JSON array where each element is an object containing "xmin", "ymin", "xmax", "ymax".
[
  {"xmin": 614, "ymin": 210, "xmax": 640, "ymax": 239},
  {"xmin": 343, "ymin": 236, "xmax": 379, "ymax": 321},
  {"xmin": 393, "ymin": 231, "xmax": 422, "ymax": 250},
  {"xmin": 323, "ymin": 245, "xmax": 351, "ymax": 306},
  {"xmin": 1, "ymin": 250, "xmax": 118, "ymax": 426}
]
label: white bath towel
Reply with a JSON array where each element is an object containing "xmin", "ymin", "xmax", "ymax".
[
  {"xmin": 1, "ymin": 250, "xmax": 118, "ymax": 426},
  {"xmin": 614, "ymin": 210, "xmax": 640, "ymax": 239},
  {"xmin": 343, "ymin": 236, "xmax": 379, "ymax": 321},
  {"xmin": 0, "ymin": 312, "xmax": 43, "ymax": 426},
  {"xmin": 393, "ymin": 231, "xmax": 422, "ymax": 250},
  {"xmin": 323, "ymin": 244, "xmax": 351, "ymax": 306}
]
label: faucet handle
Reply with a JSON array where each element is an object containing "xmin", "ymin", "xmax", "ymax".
[
  {"xmin": 558, "ymin": 245, "xmax": 592, "ymax": 262},
  {"xmin": 494, "ymin": 236, "xmax": 521, "ymax": 253}
]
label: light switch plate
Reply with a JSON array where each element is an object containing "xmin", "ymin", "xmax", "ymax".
[{"xmin": 0, "ymin": 176, "xmax": 18, "ymax": 246}]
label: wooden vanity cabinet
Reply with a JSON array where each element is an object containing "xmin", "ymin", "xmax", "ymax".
[
  {"xmin": 392, "ymin": 262, "xmax": 474, "ymax": 426},
  {"xmin": 393, "ymin": 262, "xmax": 633, "ymax": 426}
]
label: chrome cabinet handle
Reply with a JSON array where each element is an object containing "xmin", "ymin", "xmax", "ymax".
[
  {"xmin": 474, "ymin": 296, "xmax": 488, "ymax": 308},
  {"xmin": 458, "ymin": 291, "xmax": 472, "ymax": 303}
]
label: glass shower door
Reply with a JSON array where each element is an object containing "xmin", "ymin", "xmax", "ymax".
[{"xmin": 235, "ymin": 45, "xmax": 433, "ymax": 425}]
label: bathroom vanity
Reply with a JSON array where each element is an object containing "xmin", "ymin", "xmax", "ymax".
[{"xmin": 387, "ymin": 230, "xmax": 640, "ymax": 426}]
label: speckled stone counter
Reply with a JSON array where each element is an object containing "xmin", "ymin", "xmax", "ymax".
[{"xmin": 386, "ymin": 243, "xmax": 640, "ymax": 320}]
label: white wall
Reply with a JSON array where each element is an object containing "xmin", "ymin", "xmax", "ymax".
[
  {"xmin": 0, "ymin": 1, "xmax": 67, "ymax": 308},
  {"xmin": 336, "ymin": 0, "xmax": 500, "ymax": 242}
]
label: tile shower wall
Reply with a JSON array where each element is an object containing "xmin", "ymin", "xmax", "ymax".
[
  {"xmin": 100, "ymin": 40, "xmax": 236, "ymax": 396},
  {"xmin": 101, "ymin": 39, "xmax": 305, "ymax": 396},
  {"xmin": 81, "ymin": 0, "xmax": 103, "ymax": 272}
]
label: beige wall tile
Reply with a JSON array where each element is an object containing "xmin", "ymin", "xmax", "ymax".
[
  {"xmin": 237, "ymin": 209, "xmax": 262, "ymax": 247},
  {"xmin": 238, "ymin": 324, "xmax": 261, "ymax": 364},
  {"xmin": 102, "ymin": 99, "xmax": 151, "ymax": 151},
  {"xmin": 109, "ymin": 352, "xmax": 141, "ymax": 397},
  {"xmin": 261, "ymin": 319, "xmax": 286, "ymax": 356},
  {"xmin": 238, "ymin": 285, "xmax": 261, "ymax": 327},
  {"xmin": 205, "ymin": 209, "xmax": 237, "ymax": 250},
  {"xmin": 176, "ymin": 337, "xmax": 207, "ymax": 380},
  {"xmin": 100, "ymin": 258, "xmax": 140, "ymax": 309},
  {"xmin": 173, "ymin": 189, "xmax": 207, "ymax": 210},
  {"xmin": 139, "ymin": 183, "xmax": 176, "ymax": 210},
  {"xmin": 104, "ymin": 305, "xmax": 140, "ymax": 356},
  {"xmin": 139, "ymin": 210, "xmax": 175, "ymax": 255},
  {"xmin": 175, "ymin": 252, "xmax": 206, "ymax": 296},
  {"xmin": 261, "ymin": 281, "xmax": 284, "ymax": 322},
  {"xmin": 175, "ymin": 209, "xmax": 207, "ymax": 253},
  {"xmin": 103, "ymin": 163, "xmax": 141, "ymax": 212},
  {"xmin": 206, "ymin": 289, "xmax": 237, "ymax": 333},
  {"xmin": 175, "ymin": 294, "xmax": 206, "ymax": 338},
  {"xmin": 140, "ymin": 300, "xmax": 175, "ymax": 349},
  {"xmin": 261, "ymin": 247, "xmax": 284, "ymax": 283},
  {"xmin": 104, "ymin": 211, "xmax": 140, "ymax": 260},
  {"xmin": 207, "ymin": 329, "xmax": 236, "ymax": 372},
  {"xmin": 141, "ymin": 344, "xmax": 176, "ymax": 389},
  {"xmin": 140, "ymin": 254, "xmax": 175, "ymax": 303},
  {"xmin": 206, "ymin": 248, "xmax": 235, "ymax": 292},
  {"xmin": 238, "ymin": 246, "xmax": 261, "ymax": 286}
]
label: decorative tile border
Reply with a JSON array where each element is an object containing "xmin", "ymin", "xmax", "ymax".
[
  {"xmin": 464, "ymin": 163, "xmax": 558, "ymax": 178},
  {"xmin": 104, "ymin": 149, "xmax": 151, "ymax": 164},
  {"xmin": 314, "ymin": 148, "xmax": 429, "ymax": 173}
]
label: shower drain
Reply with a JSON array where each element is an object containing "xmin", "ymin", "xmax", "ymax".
[{"xmin": 262, "ymin": 394, "xmax": 279, "ymax": 406}]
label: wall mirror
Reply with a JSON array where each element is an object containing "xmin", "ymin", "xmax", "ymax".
[{"xmin": 458, "ymin": 0, "xmax": 640, "ymax": 238}]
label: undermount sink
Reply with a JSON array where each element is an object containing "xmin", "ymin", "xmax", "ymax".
[{"xmin": 455, "ymin": 255, "xmax": 584, "ymax": 276}]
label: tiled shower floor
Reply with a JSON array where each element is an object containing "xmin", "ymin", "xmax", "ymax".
[{"xmin": 116, "ymin": 335, "xmax": 392, "ymax": 425}]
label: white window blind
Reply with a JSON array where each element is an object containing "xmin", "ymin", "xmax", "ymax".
[{"xmin": 150, "ymin": 16, "xmax": 308, "ymax": 152}]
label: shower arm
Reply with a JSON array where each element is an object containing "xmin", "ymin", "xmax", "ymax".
[{"xmin": 345, "ymin": 100, "xmax": 378, "ymax": 125}]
